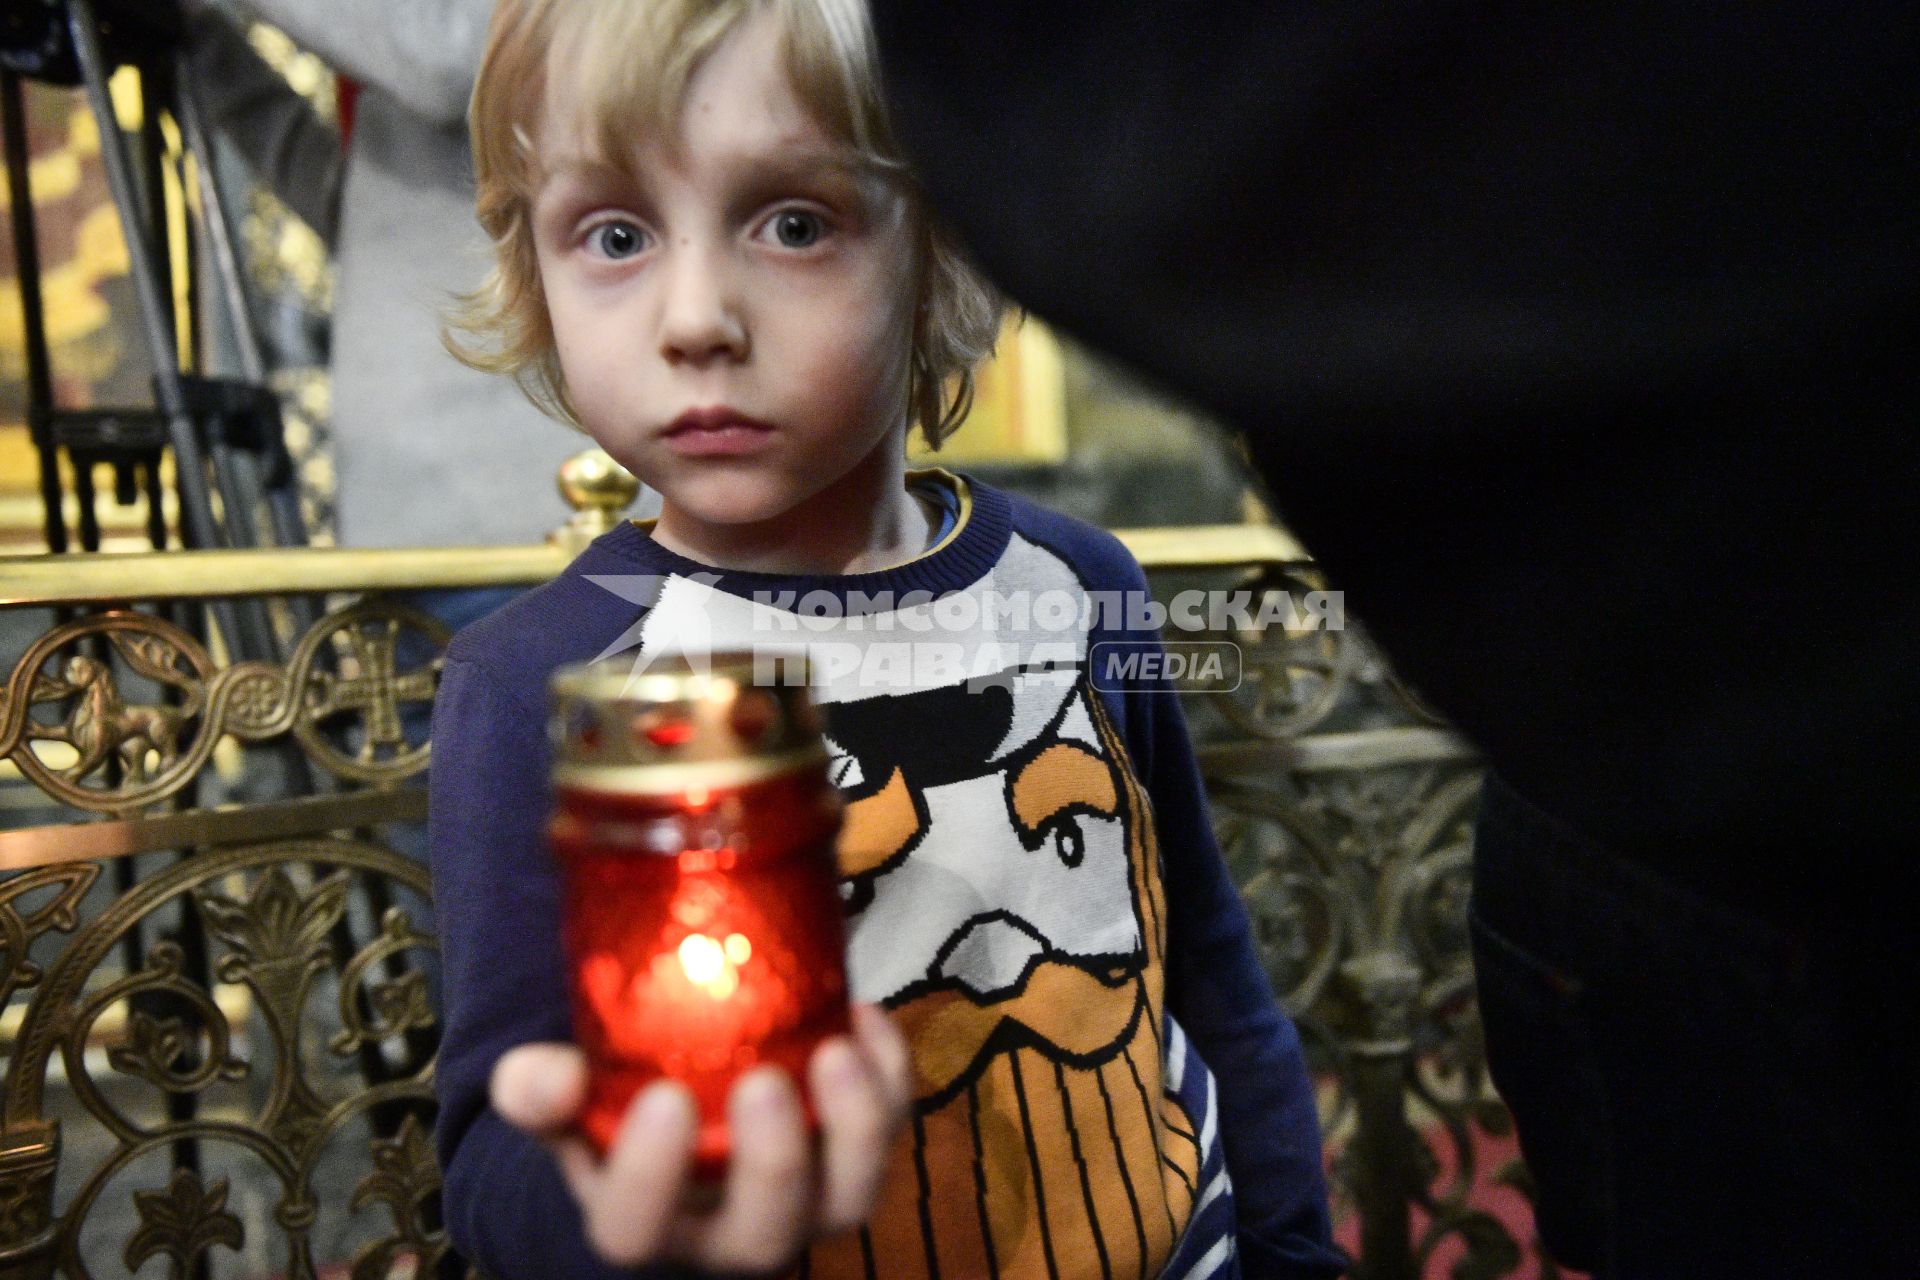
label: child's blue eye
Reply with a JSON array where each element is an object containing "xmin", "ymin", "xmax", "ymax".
[
  {"xmin": 587, "ymin": 221, "xmax": 646, "ymax": 259},
  {"xmin": 770, "ymin": 210, "xmax": 824, "ymax": 248}
]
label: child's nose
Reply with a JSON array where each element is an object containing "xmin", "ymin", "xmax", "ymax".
[{"xmin": 658, "ymin": 248, "xmax": 749, "ymax": 366}]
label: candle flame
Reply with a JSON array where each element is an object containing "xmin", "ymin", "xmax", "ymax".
[
  {"xmin": 677, "ymin": 932, "xmax": 751, "ymax": 999},
  {"xmin": 678, "ymin": 933, "xmax": 721, "ymax": 983}
]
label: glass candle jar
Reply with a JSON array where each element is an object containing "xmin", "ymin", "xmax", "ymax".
[{"xmin": 548, "ymin": 656, "xmax": 850, "ymax": 1176}]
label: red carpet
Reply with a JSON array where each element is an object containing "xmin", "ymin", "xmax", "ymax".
[{"xmin": 1331, "ymin": 1117, "xmax": 1593, "ymax": 1279}]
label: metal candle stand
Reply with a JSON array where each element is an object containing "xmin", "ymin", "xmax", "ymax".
[{"xmin": 3, "ymin": 0, "xmax": 314, "ymax": 662}]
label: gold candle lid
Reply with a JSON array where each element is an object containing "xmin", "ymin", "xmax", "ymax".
[{"xmin": 549, "ymin": 652, "xmax": 827, "ymax": 793}]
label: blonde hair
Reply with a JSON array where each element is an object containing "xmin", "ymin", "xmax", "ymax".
[{"xmin": 447, "ymin": 0, "xmax": 1004, "ymax": 447}]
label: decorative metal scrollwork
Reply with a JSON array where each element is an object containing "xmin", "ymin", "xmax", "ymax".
[
  {"xmin": 350, "ymin": 1115, "xmax": 451, "ymax": 1280},
  {"xmin": 0, "ymin": 863, "xmax": 101, "ymax": 1007},
  {"xmin": 292, "ymin": 601, "xmax": 447, "ymax": 783},
  {"xmin": 1, "ymin": 616, "xmax": 219, "ymax": 810},
  {"xmin": 333, "ymin": 908, "xmax": 438, "ymax": 1056},
  {"xmin": 1197, "ymin": 567, "xmax": 1357, "ymax": 740},
  {"xmin": 0, "ymin": 599, "xmax": 449, "ymax": 813},
  {"xmin": 124, "ymin": 1168, "xmax": 245, "ymax": 1277},
  {"xmin": 1193, "ymin": 583, "xmax": 1562, "ymax": 1278},
  {"xmin": 2, "ymin": 839, "xmax": 447, "ymax": 1278},
  {"xmin": 85, "ymin": 941, "xmax": 249, "ymax": 1103},
  {"xmin": 197, "ymin": 867, "xmax": 353, "ymax": 988},
  {"xmin": 0, "ymin": 1126, "xmax": 60, "ymax": 1263}
]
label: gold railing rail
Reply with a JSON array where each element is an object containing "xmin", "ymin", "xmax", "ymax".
[
  {"xmin": 0, "ymin": 789, "xmax": 425, "ymax": 874},
  {"xmin": 0, "ymin": 543, "xmax": 567, "ymax": 607},
  {"xmin": 0, "ymin": 523, "xmax": 1309, "ymax": 608}
]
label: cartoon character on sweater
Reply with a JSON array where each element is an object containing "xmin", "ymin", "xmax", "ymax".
[
  {"xmin": 819, "ymin": 666, "xmax": 1202, "ymax": 1277},
  {"xmin": 609, "ymin": 534, "xmax": 1221, "ymax": 1276}
]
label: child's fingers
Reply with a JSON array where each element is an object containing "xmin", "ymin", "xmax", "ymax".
[
  {"xmin": 678, "ymin": 1066, "xmax": 814, "ymax": 1274},
  {"xmin": 810, "ymin": 1035, "xmax": 903, "ymax": 1235},
  {"xmin": 489, "ymin": 1042, "xmax": 588, "ymax": 1135},
  {"xmin": 549, "ymin": 1134, "xmax": 601, "ymax": 1200},
  {"xmin": 577, "ymin": 1081, "xmax": 700, "ymax": 1266},
  {"xmin": 851, "ymin": 1003, "xmax": 913, "ymax": 1110},
  {"xmin": 500, "ymin": 1014, "xmax": 910, "ymax": 1269}
]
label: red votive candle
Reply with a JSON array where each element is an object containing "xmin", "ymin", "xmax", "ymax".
[{"xmin": 548, "ymin": 656, "xmax": 850, "ymax": 1177}]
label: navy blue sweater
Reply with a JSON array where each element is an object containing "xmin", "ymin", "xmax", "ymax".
[{"xmin": 428, "ymin": 477, "xmax": 1339, "ymax": 1278}]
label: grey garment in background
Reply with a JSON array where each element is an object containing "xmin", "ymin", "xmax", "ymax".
[{"xmin": 187, "ymin": 0, "xmax": 608, "ymax": 548}]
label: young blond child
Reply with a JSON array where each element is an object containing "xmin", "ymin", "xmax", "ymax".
[{"xmin": 429, "ymin": 1, "xmax": 1339, "ymax": 1276}]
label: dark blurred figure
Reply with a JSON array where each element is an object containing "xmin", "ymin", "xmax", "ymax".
[{"xmin": 871, "ymin": 5, "xmax": 1918, "ymax": 1277}]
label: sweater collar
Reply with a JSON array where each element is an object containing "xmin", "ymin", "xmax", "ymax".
[{"xmin": 583, "ymin": 473, "xmax": 1013, "ymax": 612}]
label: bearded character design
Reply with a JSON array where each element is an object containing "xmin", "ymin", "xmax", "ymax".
[
  {"xmin": 621, "ymin": 537, "xmax": 1218, "ymax": 1278},
  {"xmin": 805, "ymin": 667, "xmax": 1203, "ymax": 1280}
]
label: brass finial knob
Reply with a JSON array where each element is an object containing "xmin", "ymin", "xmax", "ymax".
[{"xmin": 553, "ymin": 448, "xmax": 642, "ymax": 550}]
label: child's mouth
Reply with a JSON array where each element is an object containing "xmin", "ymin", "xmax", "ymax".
[{"xmin": 662, "ymin": 407, "xmax": 777, "ymax": 457}]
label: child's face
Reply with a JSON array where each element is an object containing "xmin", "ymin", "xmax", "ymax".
[{"xmin": 529, "ymin": 12, "xmax": 918, "ymax": 531}]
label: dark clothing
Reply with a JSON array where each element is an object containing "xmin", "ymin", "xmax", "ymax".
[
  {"xmin": 869, "ymin": 7, "xmax": 1919, "ymax": 1274},
  {"xmin": 871, "ymin": 3, "xmax": 1918, "ymax": 927},
  {"xmin": 1473, "ymin": 773, "xmax": 1920, "ymax": 1277}
]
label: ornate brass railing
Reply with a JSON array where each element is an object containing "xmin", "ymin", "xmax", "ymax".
[
  {"xmin": 0, "ymin": 460, "xmax": 1551, "ymax": 1279},
  {"xmin": 0, "ymin": 578, "xmax": 453, "ymax": 1278},
  {"xmin": 1184, "ymin": 561, "xmax": 1555, "ymax": 1278}
]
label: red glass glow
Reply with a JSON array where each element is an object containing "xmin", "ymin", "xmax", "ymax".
[{"xmin": 551, "ymin": 769, "xmax": 850, "ymax": 1175}]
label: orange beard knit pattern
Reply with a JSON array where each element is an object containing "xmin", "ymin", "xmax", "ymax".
[{"xmin": 803, "ymin": 687, "xmax": 1199, "ymax": 1279}]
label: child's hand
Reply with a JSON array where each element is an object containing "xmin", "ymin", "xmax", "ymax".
[{"xmin": 489, "ymin": 1004, "xmax": 912, "ymax": 1275}]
